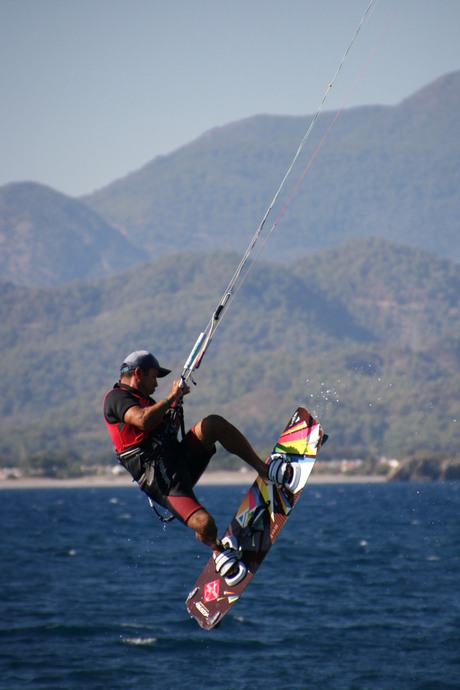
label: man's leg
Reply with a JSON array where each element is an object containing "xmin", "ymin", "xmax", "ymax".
[
  {"xmin": 186, "ymin": 507, "xmax": 222, "ymax": 554},
  {"xmin": 193, "ymin": 415, "xmax": 269, "ymax": 480},
  {"xmin": 187, "ymin": 507, "xmax": 242, "ymax": 579},
  {"xmin": 185, "ymin": 415, "xmax": 289, "ymax": 567}
]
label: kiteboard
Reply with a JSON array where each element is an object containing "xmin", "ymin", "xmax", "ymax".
[{"xmin": 186, "ymin": 407, "xmax": 327, "ymax": 630}]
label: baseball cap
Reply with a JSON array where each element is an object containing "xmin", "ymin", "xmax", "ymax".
[{"xmin": 120, "ymin": 350, "xmax": 171, "ymax": 378}]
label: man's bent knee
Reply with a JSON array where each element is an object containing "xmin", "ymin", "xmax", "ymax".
[{"xmin": 195, "ymin": 414, "xmax": 228, "ymax": 446}]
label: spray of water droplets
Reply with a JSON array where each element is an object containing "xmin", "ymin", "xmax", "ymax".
[
  {"xmin": 303, "ymin": 372, "xmax": 397, "ymax": 422},
  {"xmin": 304, "ymin": 379, "xmax": 342, "ymax": 420}
]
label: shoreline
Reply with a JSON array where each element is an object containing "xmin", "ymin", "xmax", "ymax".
[{"xmin": 0, "ymin": 471, "xmax": 386, "ymax": 490}]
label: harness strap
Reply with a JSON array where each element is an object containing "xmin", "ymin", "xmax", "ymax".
[
  {"xmin": 169, "ymin": 400, "xmax": 185, "ymax": 441},
  {"xmin": 148, "ymin": 498, "xmax": 176, "ymax": 523}
]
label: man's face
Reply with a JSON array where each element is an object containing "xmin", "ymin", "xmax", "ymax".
[{"xmin": 136, "ymin": 367, "xmax": 159, "ymax": 396}]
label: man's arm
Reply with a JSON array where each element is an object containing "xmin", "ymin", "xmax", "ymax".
[{"xmin": 124, "ymin": 379, "xmax": 187, "ymax": 430}]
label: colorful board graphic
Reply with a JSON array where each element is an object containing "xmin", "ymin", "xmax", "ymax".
[{"xmin": 186, "ymin": 407, "xmax": 327, "ymax": 629}]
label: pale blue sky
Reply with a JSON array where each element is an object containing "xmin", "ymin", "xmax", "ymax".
[{"xmin": 1, "ymin": 0, "xmax": 459, "ymax": 197}]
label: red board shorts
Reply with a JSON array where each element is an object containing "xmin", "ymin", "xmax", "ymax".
[{"xmin": 143, "ymin": 425, "xmax": 216, "ymax": 524}]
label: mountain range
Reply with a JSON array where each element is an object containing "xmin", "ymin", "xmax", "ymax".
[
  {"xmin": 0, "ymin": 72, "xmax": 459, "ymax": 474},
  {"xmin": 0, "ymin": 71, "xmax": 459, "ymax": 288}
]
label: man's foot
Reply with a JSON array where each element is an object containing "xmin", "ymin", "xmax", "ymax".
[
  {"xmin": 214, "ymin": 535, "xmax": 247, "ymax": 586},
  {"xmin": 267, "ymin": 453, "xmax": 301, "ymax": 492}
]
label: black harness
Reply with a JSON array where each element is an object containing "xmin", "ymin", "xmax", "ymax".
[{"xmin": 117, "ymin": 402, "xmax": 186, "ymax": 523}]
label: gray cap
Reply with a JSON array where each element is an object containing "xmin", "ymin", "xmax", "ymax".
[{"xmin": 120, "ymin": 350, "xmax": 171, "ymax": 378}]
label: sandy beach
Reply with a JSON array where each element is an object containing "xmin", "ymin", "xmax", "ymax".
[{"xmin": 0, "ymin": 470, "xmax": 385, "ymax": 490}]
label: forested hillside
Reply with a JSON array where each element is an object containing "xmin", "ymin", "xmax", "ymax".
[
  {"xmin": 83, "ymin": 71, "xmax": 460, "ymax": 263},
  {"xmin": 0, "ymin": 182, "xmax": 143, "ymax": 286},
  {"xmin": 0, "ymin": 238, "xmax": 458, "ymax": 475}
]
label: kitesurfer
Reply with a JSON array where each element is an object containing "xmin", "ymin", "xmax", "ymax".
[{"xmin": 103, "ymin": 350, "xmax": 295, "ymax": 584}]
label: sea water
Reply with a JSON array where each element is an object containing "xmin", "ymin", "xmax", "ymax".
[{"xmin": 0, "ymin": 483, "xmax": 459, "ymax": 690}]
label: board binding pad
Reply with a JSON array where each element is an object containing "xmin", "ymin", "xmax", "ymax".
[{"xmin": 186, "ymin": 407, "xmax": 326, "ymax": 630}]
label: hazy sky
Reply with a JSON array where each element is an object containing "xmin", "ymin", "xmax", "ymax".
[{"xmin": 1, "ymin": 0, "xmax": 459, "ymax": 197}]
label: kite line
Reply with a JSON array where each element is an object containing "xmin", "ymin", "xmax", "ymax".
[{"xmin": 180, "ymin": 0, "xmax": 402, "ymax": 387}]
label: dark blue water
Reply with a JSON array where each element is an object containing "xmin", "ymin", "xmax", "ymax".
[{"xmin": 1, "ymin": 482, "xmax": 459, "ymax": 690}]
